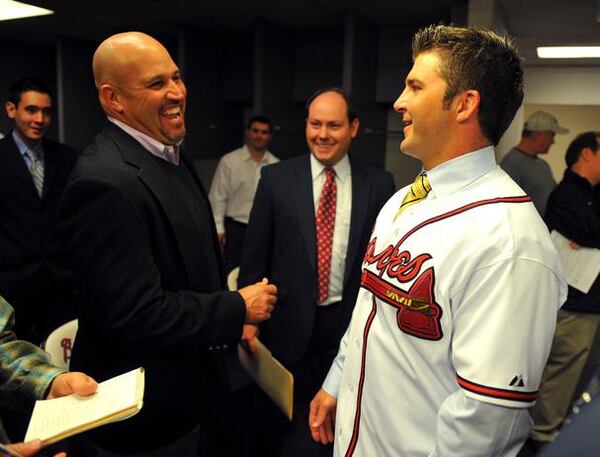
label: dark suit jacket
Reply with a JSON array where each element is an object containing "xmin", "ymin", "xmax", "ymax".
[
  {"xmin": 59, "ymin": 123, "xmax": 246, "ymax": 452},
  {"xmin": 238, "ymin": 154, "xmax": 395, "ymax": 366},
  {"xmin": 0, "ymin": 132, "xmax": 78, "ymax": 341}
]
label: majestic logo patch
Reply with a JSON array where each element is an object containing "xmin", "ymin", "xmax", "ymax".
[{"xmin": 510, "ymin": 375, "xmax": 525, "ymax": 387}]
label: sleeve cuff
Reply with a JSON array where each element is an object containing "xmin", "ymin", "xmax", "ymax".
[{"xmin": 322, "ymin": 362, "xmax": 342, "ymax": 398}]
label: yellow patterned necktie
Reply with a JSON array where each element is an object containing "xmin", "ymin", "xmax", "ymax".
[{"xmin": 395, "ymin": 173, "xmax": 431, "ymax": 220}]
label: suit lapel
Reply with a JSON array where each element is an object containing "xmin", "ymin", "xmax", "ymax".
[
  {"xmin": 137, "ymin": 155, "xmax": 205, "ymax": 288},
  {"xmin": 344, "ymin": 159, "xmax": 371, "ymax": 286},
  {"xmin": 40, "ymin": 140, "xmax": 60, "ymax": 199},
  {"xmin": 180, "ymin": 151, "xmax": 224, "ymax": 286},
  {"xmin": 0, "ymin": 134, "xmax": 39, "ymax": 196},
  {"xmin": 106, "ymin": 124, "xmax": 215, "ymax": 289},
  {"xmin": 292, "ymin": 156, "xmax": 317, "ymax": 275}
]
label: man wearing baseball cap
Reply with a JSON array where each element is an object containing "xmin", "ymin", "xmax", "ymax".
[{"xmin": 501, "ymin": 111, "xmax": 569, "ymax": 215}]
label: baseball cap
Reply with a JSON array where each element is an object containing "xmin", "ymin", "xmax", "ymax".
[{"xmin": 524, "ymin": 111, "xmax": 569, "ymax": 134}]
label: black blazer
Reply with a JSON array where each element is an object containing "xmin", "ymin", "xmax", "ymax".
[
  {"xmin": 239, "ymin": 154, "xmax": 395, "ymax": 366},
  {"xmin": 59, "ymin": 123, "xmax": 245, "ymax": 452},
  {"xmin": 0, "ymin": 132, "xmax": 78, "ymax": 340}
]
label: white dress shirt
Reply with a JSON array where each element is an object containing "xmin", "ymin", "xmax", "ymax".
[
  {"xmin": 310, "ymin": 153, "xmax": 352, "ymax": 306},
  {"xmin": 209, "ymin": 145, "xmax": 279, "ymax": 233},
  {"xmin": 108, "ymin": 117, "xmax": 180, "ymax": 165}
]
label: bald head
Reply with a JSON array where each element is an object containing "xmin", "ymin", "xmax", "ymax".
[
  {"xmin": 92, "ymin": 31, "xmax": 187, "ymax": 145},
  {"xmin": 93, "ymin": 32, "xmax": 168, "ymax": 88}
]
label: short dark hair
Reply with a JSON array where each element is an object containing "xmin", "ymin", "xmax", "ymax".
[
  {"xmin": 412, "ymin": 25, "xmax": 524, "ymax": 145},
  {"xmin": 246, "ymin": 115, "xmax": 272, "ymax": 132},
  {"xmin": 8, "ymin": 77, "xmax": 53, "ymax": 106},
  {"xmin": 306, "ymin": 87, "xmax": 357, "ymax": 123},
  {"xmin": 565, "ymin": 131, "xmax": 600, "ymax": 168}
]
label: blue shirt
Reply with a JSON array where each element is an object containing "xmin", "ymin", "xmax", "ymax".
[{"xmin": 12, "ymin": 130, "xmax": 44, "ymax": 171}]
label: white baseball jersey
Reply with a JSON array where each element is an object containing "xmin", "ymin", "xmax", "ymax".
[{"xmin": 323, "ymin": 147, "xmax": 567, "ymax": 457}]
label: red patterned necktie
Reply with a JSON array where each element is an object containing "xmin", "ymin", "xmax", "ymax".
[{"xmin": 316, "ymin": 167, "xmax": 337, "ymax": 304}]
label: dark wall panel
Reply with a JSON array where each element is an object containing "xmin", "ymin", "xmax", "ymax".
[
  {"xmin": 343, "ymin": 13, "xmax": 387, "ymax": 167},
  {"xmin": 57, "ymin": 37, "xmax": 104, "ymax": 151},
  {"xmin": 182, "ymin": 28, "xmax": 246, "ymax": 159},
  {"xmin": 376, "ymin": 27, "xmax": 416, "ymax": 103},
  {"xmin": 255, "ymin": 20, "xmax": 305, "ymax": 160},
  {"xmin": 293, "ymin": 29, "xmax": 343, "ymax": 101},
  {"xmin": 220, "ymin": 34, "xmax": 254, "ymax": 103}
]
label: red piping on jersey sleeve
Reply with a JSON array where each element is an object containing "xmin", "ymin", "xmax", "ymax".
[{"xmin": 456, "ymin": 374, "xmax": 538, "ymax": 403}]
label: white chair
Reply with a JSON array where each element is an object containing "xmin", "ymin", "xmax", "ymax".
[
  {"xmin": 227, "ymin": 267, "xmax": 240, "ymax": 291},
  {"xmin": 42, "ymin": 319, "xmax": 78, "ymax": 369}
]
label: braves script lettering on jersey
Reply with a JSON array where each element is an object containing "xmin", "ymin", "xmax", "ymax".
[{"xmin": 323, "ymin": 147, "xmax": 567, "ymax": 456}]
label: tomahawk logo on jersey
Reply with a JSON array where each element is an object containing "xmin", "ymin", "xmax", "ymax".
[{"xmin": 361, "ymin": 239, "xmax": 442, "ymax": 341}]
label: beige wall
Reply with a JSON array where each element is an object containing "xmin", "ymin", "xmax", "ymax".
[{"xmin": 494, "ymin": 66, "xmax": 600, "ymax": 168}]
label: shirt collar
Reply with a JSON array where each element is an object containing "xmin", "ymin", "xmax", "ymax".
[
  {"xmin": 108, "ymin": 116, "xmax": 181, "ymax": 165},
  {"xmin": 565, "ymin": 169, "xmax": 595, "ymax": 190},
  {"xmin": 242, "ymin": 144, "xmax": 273, "ymax": 164},
  {"xmin": 310, "ymin": 153, "xmax": 351, "ymax": 181},
  {"xmin": 12, "ymin": 130, "xmax": 43, "ymax": 157},
  {"xmin": 426, "ymin": 146, "xmax": 497, "ymax": 197}
]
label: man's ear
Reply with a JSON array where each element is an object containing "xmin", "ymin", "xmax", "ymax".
[
  {"xmin": 455, "ymin": 90, "xmax": 480, "ymax": 123},
  {"xmin": 580, "ymin": 147, "xmax": 595, "ymax": 162},
  {"xmin": 99, "ymin": 84, "xmax": 124, "ymax": 114},
  {"xmin": 5, "ymin": 101, "xmax": 16, "ymax": 119},
  {"xmin": 350, "ymin": 117, "xmax": 360, "ymax": 139}
]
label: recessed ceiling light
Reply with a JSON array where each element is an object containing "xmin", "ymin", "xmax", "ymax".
[
  {"xmin": 537, "ymin": 46, "xmax": 600, "ymax": 59},
  {"xmin": 0, "ymin": 0, "xmax": 53, "ymax": 21}
]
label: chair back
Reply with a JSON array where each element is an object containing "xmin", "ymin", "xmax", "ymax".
[{"xmin": 42, "ymin": 319, "xmax": 78, "ymax": 369}]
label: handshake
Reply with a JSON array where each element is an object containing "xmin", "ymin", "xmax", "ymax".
[{"xmin": 238, "ymin": 278, "xmax": 278, "ymax": 324}]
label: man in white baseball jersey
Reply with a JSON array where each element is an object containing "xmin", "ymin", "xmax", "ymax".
[{"xmin": 309, "ymin": 25, "xmax": 567, "ymax": 456}]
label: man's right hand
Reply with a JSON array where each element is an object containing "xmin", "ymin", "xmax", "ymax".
[
  {"xmin": 238, "ymin": 278, "xmax": 277, "ymax": 324},
  {"xmin": 241, "ymin": 324, "xmax": 260, "ymax": 355},
  {"xmin": 309, "ymin": 389, "xmax": 338, "ymax": 445}
]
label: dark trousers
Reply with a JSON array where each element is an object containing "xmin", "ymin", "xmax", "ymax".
[
  {"xmin": 240, "ymin": 302, "xmax": 342, "ymax": 457},
  {"xmin": 224, "ymin": 217, "xmax": 247, "ymax": 274},
  {"xmin": 91, "ymin": 426, "xmax": 208, "ymax": 457}
]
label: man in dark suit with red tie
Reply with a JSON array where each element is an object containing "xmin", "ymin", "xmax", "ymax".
[
  {"xmin": 239, "ymin": 88, "xmax": 395, "ymax": 456},
  {"xmin": 0, "ymin": 78, "xmax": 78, "ymax": 344}
]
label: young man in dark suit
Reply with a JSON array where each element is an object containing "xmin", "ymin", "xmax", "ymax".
[
  {"xmin": 0, "ymin": 78, "xmax": 78, "ymax": 344},
  {"xmin": 58, "ymin": 32, "xmax": 276, "ymax": 457},
  {"xmin": 238, "ymin": 88, "xmax": 395, "ymax": 456}
]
